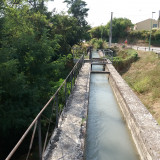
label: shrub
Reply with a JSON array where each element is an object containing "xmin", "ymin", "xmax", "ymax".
[
  {"xmin": 133, "ymin": 77, "xmax": 150, "ymax": 93},
  {"xmin": 112, "ymin": 49, "xmax": 138, "ymax": 71},
  {"xmin": 89, "ymin": 38, "xmax": 107, "ymax": 49}
]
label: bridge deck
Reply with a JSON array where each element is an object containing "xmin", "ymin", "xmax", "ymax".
[{"xmin": 43, "ymin": 63, "xmax": 90, "ymax": 160}]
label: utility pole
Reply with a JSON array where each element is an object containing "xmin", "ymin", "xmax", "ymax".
[
  {"xmin": 149, "ymin": 12, "xmax": 156, "ymax": 51},
  {"xmin": 158, "ymin": 10, "xmax": 160, "ymax": 29},
  {"xmin": 109, "ymin": 12, "xmax": 113, "ymax": 48},
  {"xmin": 101, "ymin": 23, "xmax": 103, "ymax": 40}
]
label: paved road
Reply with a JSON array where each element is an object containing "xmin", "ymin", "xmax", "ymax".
[{"xmin": 131, "ymin": 45, "xmax": 160, "ymax": 52}]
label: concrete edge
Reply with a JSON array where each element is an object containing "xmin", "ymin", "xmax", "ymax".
[
  {"xmin": 43, "ymin": 63, "xmax": 90, "ymax": 160},
  {"xmin": 83, "ymin": 63, "xmax": 91, "ymax": 160},
  {"xmin": 106, "ymin": 63, "xmax": 160, "ymax": 160}
]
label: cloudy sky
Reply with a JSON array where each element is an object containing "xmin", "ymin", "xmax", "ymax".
[{"xmin": 47, "ymin": 0, "xmax": 160, "ymax": 27}]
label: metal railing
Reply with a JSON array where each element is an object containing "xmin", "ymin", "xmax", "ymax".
[
  {"xmin": 5, "ymin": 55, "xmax": 84, "ymax": 160},
  {"xmin": 95, "ymin": 49, "xmax": 114, "ymax": 62},
  {"xmin": 72, "ymin": 47, "xmax": 87, "ymax": 60},
  {"xmin": 130, "ymin": 46, "xmax": 160, "ymax": 53}
]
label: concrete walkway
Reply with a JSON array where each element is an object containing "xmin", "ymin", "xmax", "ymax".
[{"xmin": 43, "ymin": 63, "xmax": 90, "ymax": 160}]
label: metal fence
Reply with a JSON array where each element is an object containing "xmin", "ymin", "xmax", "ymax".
[
  {"xmin": 95, "ymin": 49, "xmax": 114, "ymax": 62},
  {"xmin": 5, "ymin": 55, "xmax": 84, "ymax": 160},
  {"xmin": 130, "ymin": 46, "xmax": 160, "ymax": 53},
  {"xmin": 72, "ymin": 47, "xmax": 87, "ymax": 60}
]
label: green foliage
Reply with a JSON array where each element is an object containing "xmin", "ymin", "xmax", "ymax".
[
  {"xmin": 89, "ymin": 38, "xmax": 107, "ymax": 49},
  {"xmin": 128, "ymin": 29, "xmax": 160, "ymax": 45},
  {"xmin": 122, "ymin": 51, "xmax": 160, "ymax": 124},
  {"xmin": 89, "ymin": 25, "xmax": 108, "ymax": 40},
  {"xmin": 50, "ymin": 14, "xmax": 82, "ymax": 50},
  {"xmin": 152, "ymin": 29, "xmax": 160, "ymax": 44},
  {"xmin": 64, "ymin": 0, "xmax": 89, "ymax": 26},
  {"xmin": 89, "ymin": 18, "xmax": 133, "ymax": 42},
  {"xmin": 123, "ymin": 52, "xmax": 160, "ymax": 95},
  {"xmin": 112, "ymin": 49, "xmax": 138, "ymax": 71},
  {"xmin": 72, "ymin": 44, "xmax": 86, "ymax": 58},
  {"xmin": 64, "ymin": 0, "xmax": 91, "ymax": 41},
  {"xmin": 133, "ymin": 77, "xmax": 150, "ymax": 93},
  {"xmin": 0, "ymin": 0, "xmax": 87, "ymax": 158},
  {"xmin": 128, "ymin": 30, "xmax": 150, "ymax": 41},
  {"xmin": 108, "ymin": 18, "xmax": 133, "ymax": 42}
]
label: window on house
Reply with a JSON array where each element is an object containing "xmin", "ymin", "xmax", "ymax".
[{"xmin": 153, "ymin": 24, "xmax": 158, "ymax": 28}]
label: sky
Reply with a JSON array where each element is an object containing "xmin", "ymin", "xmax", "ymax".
[{"xmin": 47, "ymin": 0, "xmax": 160, "ymax": 27}]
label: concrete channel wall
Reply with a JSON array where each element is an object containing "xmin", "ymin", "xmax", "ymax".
[
  {"xmin": 43, "ymin": 55, "xmax": 160, "ymax": 160},
  {"xmin": 43, "ymin": 63, "xmax": 90, "ymax": 160},
  {"xmin": 106, "ymin": 63, "xmax": 160, "ymax": 160}
]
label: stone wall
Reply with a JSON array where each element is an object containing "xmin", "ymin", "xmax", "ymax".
[{"xmin": 106, "ymin": 63, "xmax": 160, "ymax": 160}]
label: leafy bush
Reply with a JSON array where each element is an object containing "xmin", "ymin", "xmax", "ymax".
[
  {"xmin": 89, "ymin": 18, "xmax": 133, "ymax": 42},
  {"xmin": 112, "ymin": 49, "xmax": 138, "ymax": 71},
  {"xmin": 133, "ymin": 77, "xmax": 150, "ymax": 93},
  {"xmin": 128, "ymin": 29, "xmax": 160, "ymax": 45},
  {"xmin": 89, "ymin": 38, "xmax": 107, "ymax": 49}
]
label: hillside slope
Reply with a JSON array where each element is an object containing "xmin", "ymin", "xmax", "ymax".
[{"xmin": 122, "ymin": 51, "xmax": 160, "ymax": 124}]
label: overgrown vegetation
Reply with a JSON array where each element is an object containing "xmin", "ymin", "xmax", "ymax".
[
  {"xmin": 89, "ymin": 38, "xmax": 108, "ymax": 49},
  {"xmin": 128, "ymin": 29, "xmax": 160, "ymax": 46},
  {"xmin": 122, "ymin": 51, "xmax": 160, "ymax": 124},
  {"xmin": 89, "ymin": 18, "xmax": 133, "ymax": 42},
  {"xmin": 0, "ymin": 0, "xmax": 90, "ymax": 158},
  {"xmin": 112, "ymin": 48, "xmax": 138, "ymax": 71},
  {"xmin": 88, "ymin": 18, "xmax": 160, "ymax": 46}
]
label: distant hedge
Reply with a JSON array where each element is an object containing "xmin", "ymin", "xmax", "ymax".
[{"xmin": 128, "ymin": 29, "xmax": 160, "ymax": 45}]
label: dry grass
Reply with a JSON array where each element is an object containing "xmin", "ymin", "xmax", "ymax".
[{"xmin": 122, "ymin": 51, "xmax": 160, "ymax": 124}]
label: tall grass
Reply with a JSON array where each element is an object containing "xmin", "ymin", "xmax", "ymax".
[{"xmin": 122, "ymin": 51, "xmax": 160, "ymax": 124}]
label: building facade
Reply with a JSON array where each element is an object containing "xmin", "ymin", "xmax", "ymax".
[{"xmin": 134, "ymin": 19, "xmax": 160, "ymax": 31}]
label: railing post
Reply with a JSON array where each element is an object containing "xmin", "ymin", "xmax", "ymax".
[
  {"xmin": 73, "ymin": 70, "xmax": 75, "ymax": 86},
  {"xmin": 38, "ymin": 117, "xmax": 42, "ymax": 160},
  {"xmin": 65, "ymin": 81, "xmax": 67, "ymax": 107},
  {"xmin": 70, "ymin": 73, "xmax": 73, "ymax": 93},
  {"xmin": 56, "ymin": 94, "xmax": 59, "ymax": 128},
  {"xmin": 74, "ymin": 67, "xmax": 76, "ymax": 85},
  {"xmin": 73, "ymin": 49, "xmax": 74, "ymax": 59},
  {"xmin": 77, "ymin": 63, "xmax": 80, "ymax": 74},
  {"xmin": 91, "ymin": 49, "xmax": 92, "ymax": 59},
  {"xmin": 82, "ymin": 54, "xmax": 84, "ymax": 65}
]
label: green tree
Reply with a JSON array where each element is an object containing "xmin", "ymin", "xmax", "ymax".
[
  {"xmin": 0, "ymin": 0, "xmax": 88, "ymax": 158},
  {"xmin": 64, "ymin": 0, "xmax": 90, "ymax": 41},
  {"xmin": 50, "ymin": 14, "xmax": 80, "ymax": 51},
  {"xmin": 107, "ymin": 18, "xmax": 133, "ymax": 42},
  {"xmin": 0, "ymin": 3, "xmax": 71, "ymax": 158},
  {"xmin": 64, "ymin": 0, "xmax": 88, "ymax": 26},
  {"xmin": 89, "ymin": 18, "xmax": 133, "ymax": 42},
  {"xmin": 89, "ymin": 25, "xmax": 108, "ymax": 40}
]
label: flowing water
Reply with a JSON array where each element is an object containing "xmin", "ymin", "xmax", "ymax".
[{"xmin": 85, "ymin": 51, "xmax": 139, "ymax": 160}]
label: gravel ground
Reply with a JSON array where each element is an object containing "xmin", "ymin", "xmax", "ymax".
[{"xmin": 43, "ymin": 63, "xmax": 90, "ymax": 160}]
